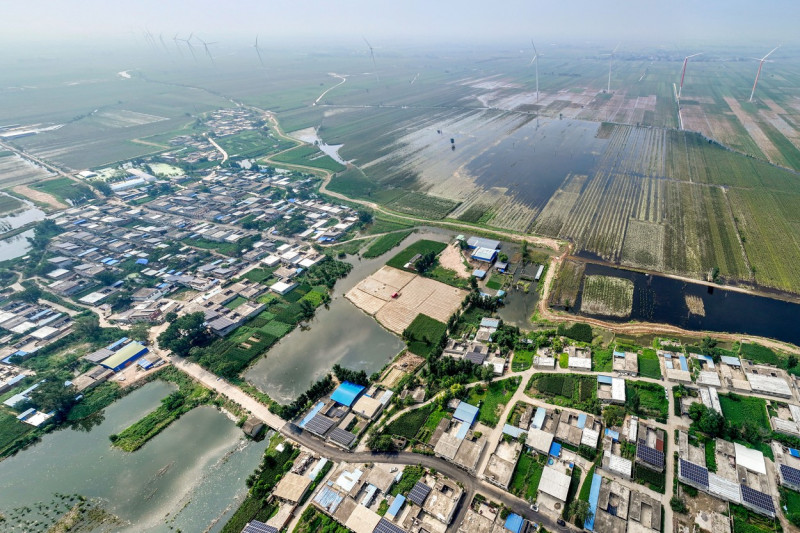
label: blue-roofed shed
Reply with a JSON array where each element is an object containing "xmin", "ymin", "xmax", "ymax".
[
  {"xmin": 453, "ymin": 401, "xmax": 479, "ymax": 426},
  {"xmin": 576, "ymin": 413, "xmax": 587, "ymax": 429},
  {"xmin": 135, "ymin": 258, "xmax": 149, "ymax": 265},
  {"xmin": 504, "ymin": 513, "xmax": 524, "ymax": 533},
  {"xmin": 531, "ymin": 407, "xmax": 546, "ymax": 430},
  {"xmin": 678, "ymin": 355, "xmax": 689, "ymax": 371},
  {"xmin": 697, "ymin": 354, "xmax": 715, "ymax": 368},
  {"xmin": 791, "ymin": 448, "xmax": 800, "ymax": 458},
  {"xmin": 613, "ymin": 350, "xmax": 626, "ymax": 358},
  {"xmin": 387, "ymin": 495, "xmax": 406, "ymax": 519},
  {"xmin": 584, "ymin": 473, "xmax": 602, "ymax": 531},
  {"xmin": 299, "ymin": 402, "xmax": 325, "ymax": 428},
  {"xmin": 721, "ymin": 355, "xmax": 742, "ymax": 367},
  {"xmin": 503, "ymin": 424, "xmax": 525, "ymax": 438},
  {"xmin": 480, "ymin": 318, "xmax": 500, "ymax": 329},
  {"xmin": 597, "ymin": 375, "xmax": 613, "ymax": 384},
  {"xmin": 549, "ymin": 442, "xmax": 562, "ymax": 457},
  {"xmin": 605, "ymin": 428, "xmax": 620, "ymax": 441},
  {"xmin": 471, "ymin": 247, "xmax": 498, "ymax": 263},
  {"xmin": 472, "ymin": 269, "xmax": 487, "ymax": 280},
  {"xmin": 331, "ymin": 382, "xmax": 365, "ymax": 407}
]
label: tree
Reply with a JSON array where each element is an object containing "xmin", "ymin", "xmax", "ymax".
[
  {"xmin": 414, "ymin": 252, "xmax": 436, "ymax": 273},
  {"xmin": 157, "ymin": 311, "xmax": 213, "ymax": 357},
  {"xmin": 568, "ymin": 499, "xmax": 593, "ymax": 524},
  {"xmin": 670, "ymin": 497, "xmax": 688, "ymax": 514},
  {"xmin": 688, "ymin": 401, "xmax": 706, "ymax": 421},
  {"xmin": 14, "ymin": 285, "xmax": 42, "ymax": 304},
  {"xmin": 498, "ymin": 253, "xmax": 509, "ymax": 263},
  {"xmin": 73, "ymin": 313, "xmax": 101, "ymax": 340},
  {"xmin": 697, "ymin": 408, "xmax": 725, "ymax": 437},
  {"xmin": 700, "ymin": 336, "xmax": 718, "ymax": 354},
  {"xmin": 603, "ymin": 405, "xmax": 626, "ymax": 428},
  {"xmin": 93, "ymin": 180, "xmax": 113, "ymax": 197},
  {"xmin": 128, "ymin": 322, "xmax": 151, "ymax": 343},
  {"xmin": 789, "ymin": 355, "xmax": 798, "ymax": 369},
  {"xmin": 469, "ymin": 276, "xmax": 478, "ymax": 291},
  {"xmin": 29, "ymin": 377, "xmax": 77, "ymax": 420},
  {"xmin": 357, "ymin": 210, "xmax": 373, "ymax": 225},
  {"xmin": 94, "ymin": 270, "xmax": 118, "ymax": 286}
]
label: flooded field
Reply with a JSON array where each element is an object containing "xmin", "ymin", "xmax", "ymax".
[
  {"xmin": 569, "ymin": 262, "xmax": 800, "ymax": 346},
  {"xmin": 0, "ymin": 381, "xmax": 267, "ymax": 533}
]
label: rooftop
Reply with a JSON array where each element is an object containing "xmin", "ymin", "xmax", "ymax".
[{"xmin": 539, "ymin": 466, "xmax": 571, "ymax": 502}]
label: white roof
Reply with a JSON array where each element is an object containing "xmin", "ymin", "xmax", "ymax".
[
  {"xmin": 707, "ymin": 387, "xmax": 722, "ymax": 413},
  {"xmin": 262, "ymin": 255, "xmax": 281, "ymax": 266},
  {"xmin": 709, "ymin": 472, "xmax": 741, "ymax": 503},
  {"xmin": 526, "ymin": 428, "xmax": 554, "ymax": 454},
  {"xmin": 611, "ymin": 377, "xmax": 626, "ymax": 402},
  {"xmin": 629, "ymin": 418, "xmax": 638, "ymax": 442},
  {"xmin": 697, "ymin": 371, "xmax": 721, "ymax": 387},
  {"xmin": 30, "ymin": 326, "xmax": 58, "ymax": 339},
  {"xmin": 790, "ymin": 405, "xmax": 800, "ymax": 424},
  {"xmin": 581, "ymin": 427, "xmax": 600, "ymax": 448},
  {"xmin": 607, "ymin": 452, "xmax": 633, "ymax": 478},
  {"xmin": 568, "ymin": 356, "xmax": 591, "ymax": 369},
  {"xmin": 539, "ymin": 466, "xmax": 571, "ymax": 502},
  {"xmin": 747, "ymin": 373, "xmax": 792, "ymax": 397},
  {"xmin": 535, "ymin": 356, "xmax": 556, "ymax": 368},
  {"xmin": 334, "ymin": 467, "xmax": 363, "ymax": 492},
  {"xmin": 734, "ymin": 443, "xmax": 766, "ymax": 475}
]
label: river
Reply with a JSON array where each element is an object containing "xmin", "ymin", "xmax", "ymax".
[
  {"xmin": 570, "ymin": 262, "xmax": 800, "ymax": 346},
  {"xmin": 0, "ymin": 380, "xmax": 268, "ymax": 532},
  {"xmin": 245, "ymin": 228, "xmax": 453, "ymax": 404}
]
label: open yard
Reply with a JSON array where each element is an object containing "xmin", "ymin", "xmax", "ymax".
[
  {"xmin": 625, "ymin": 381, "xmax": 668, "ymax": 421},
  {"xmin": 465, "ymin": 377, "xmax": 521, "ymax": 428},
  {"xmin": 580, "ymin": 275, "xmax": 634, "ymax": 318}
]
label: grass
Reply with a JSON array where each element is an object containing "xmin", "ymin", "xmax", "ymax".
[
  {"xmin": 65, "ymin": 382, "xmax": 121, "ymax": 421},
  {"xmin": 363, "ymin": 230, "xmax": 414, "ymax": 258},
  {"xmin": 0, "ymin": 409, "xmax": 36, "ymax": 458},
  {"xmin": 527, "ymin": 373, "xmax": 598, "ymax": 413},
  {"xmin": 384, "ymin": 191, "xmax": 460, "ymax": 220},
  {"xmin": 731, "ymin": 503, "xmax": 781, "ymax": 533},
  {"xmin": 363, "ymin": 217, "xmax": 414, "ymax": 235},
  {"xmin": 271, "ymin": 144, "xmax": 346, "ymax": 172},
  {"xmin": 580, "ymin": 275, "xmax": 634, "ymax": 318},
  {"xmin": 383, "ymin": 404, "xmax": 435, "ymax": 440},
  {"xmin": 0, "ymin": 194, "xmax": 23, "ymax": 214},
  {"xmin": 634, "ymin": 465, "xmax": 666, "ymax": 493},
  {"xmin": 224, "ymin": 295, "xmax": 248, "ymax": 310},
  {"xmin": 592, "ymin": 349, "xmax": 613, "ymax": 372},
  {"xmin": 485, "ymin": 274, "xmax": 505, "ymax": 291},
  {"xmin": 241, "ymin": 267, "xmax": 276, "ymax": 283},
  {"xmin": 638, "ymin": 349, "xmax": 662, "ymax": 379},
  {"xmin": 718, "ymin": 393, "xmax": 770, "ymax": 432},
  {"xmin": 465, "ymin": 377, "xmax": 521, "ymax": 428},
  {"xmin": 403, "ymin": 314, "xmax": 447, "ymax": 358},
  {"xmin": 386, "ymin": 239, "xmax": 447, "ymax": 270},
  {"xmin": 626, "ymin": 381, "xmax": 668, "ymax": 421},
  {"xmin": 512, "ymin": 350, "xmax": 533, "ymax": 372},
  {"xmin": 705, "ymin": 439, "xmax": 717, "ymax": 473},
  {"xmin": 509, "ymin": 451, "xmax": 545, "ymax": 500},
  {"xmin": 292, "ymin": 507, "xmax": 351, "ymax": 533},
  {"xmin": 739, "ymin": 343, "xmax": 780, "ymax": 366},
  {"xmin": 391, "ymin": 465, "xmax": 426, "ymax": 497},
  {"xmin": 32, "ymin": 177, "xmax": 92, "ymax": 204}
]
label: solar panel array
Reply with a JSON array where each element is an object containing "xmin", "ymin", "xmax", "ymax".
[
  {"xmin": 242, "ymin": 521, "xmax": 279, "ymax": 533},
  {"xmin": 328, "ymin": 427, "xmax": 356, "ymax": 447},
  {"xmin": 374, "ymin": 518, "xmax": 406, "ymax": 533},
  {"xmin": 741, "ymin": 485, "xmax": 776, "ymax": 515},
  {"xmin": 780, "ymin": 464, "xmax": 800, "ymax": 486},
  {"xmin": 679, "ymin": 459, "xmax": 709, "ymax": 488},
  {"xmin": 304, "ymin": 414, "xmax": 335, "ymax": 436},
  {"xmin": 465, "ymin": 352, "xmax": 487, "ymax": 365},
  {"xmin": 637, "ymin": 440, "xmax": 665, "ymax": 468},
  {"xmin": 408, "ymin": 481, "xmax": 432, "ymax": 506}
]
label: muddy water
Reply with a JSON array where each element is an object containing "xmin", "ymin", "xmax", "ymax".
[
  {"xmin": 0, "ymin": 381, "xmax": 268, "ymax": 532},
  {"xmin": 245, "ymin": 228, "xmax": 453, "ymax": 404}
]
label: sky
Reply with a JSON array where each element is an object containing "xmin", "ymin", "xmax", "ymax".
[{"xmin": 2, "ymin": 0, "xmax": 798, "ymax": 48}]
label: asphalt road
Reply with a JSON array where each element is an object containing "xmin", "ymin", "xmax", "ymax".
[{"xmin": 283, "ymin": 424, "xmax": 579, "ymax": 533}]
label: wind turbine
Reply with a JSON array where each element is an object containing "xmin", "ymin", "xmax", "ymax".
[
  {"xmin": 197, "ymin": 36, "xmax": 218, "ymax": 65},
  {"xmin": 529, "ymin": 40, "xmax": 540, "ymax": 102},
  {"xmin": 179, "ymin": 33, "xmax": 197, "ymax": 61},
  {"xmin": 749, "ymin": 46, "xmax": 780, "ymax": 102},
  {"xmin": 253, "ymin": 35, "xmax": 265, "ymax": 68},
  {"xmin": 172, "ymin": 33, "xmax": 184, "ymax": 57},
  {"xmin": 158, "ymin": 33, "xmax": 171, "ymax": 55},
  {"xmin": 603, "ymin": 43, "xmax": 621, "ymax": 93},
  {"xmin": 678, "ymin": 53, "xmax": 702, "ymax": 99},
  {"xmin": 363, "ymin": 37, "xmax": 378, "ymax": 83}
]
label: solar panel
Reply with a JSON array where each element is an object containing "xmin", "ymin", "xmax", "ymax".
[
  {"xmin": 407, "ymin": 481, "xmax": 432, "ymax": 506},
  {"xmin": 374, "ymin": 518, "xmax": 406, "ymax": 533},
  {"xmin": 242, "ymin": 520, "xmax": 279, "ymax": 533},
  {"xmin": 780, "ymin": 464, "xmax": 800, "ymax": 486},
  {"xmin": 741, "ymin": 485, "xmax": 775, "ymax": 514},
  {"xmin": 465, "ymin": 352, "xmax": 487, "ymax": 365},
  {"xmin": 636, "ymin": 440, "xmax": 665, "ymax": 468},
  {"xmin": 328, "ymin": 427, "xmax": 356, "ymax": 447},
  {"xmin": 679, "ymin": 459, "xmax": 709, "ymax": 488},
  {"xmin": 304, "ymin": 414, "xmax": 335, "ymax": 436}
]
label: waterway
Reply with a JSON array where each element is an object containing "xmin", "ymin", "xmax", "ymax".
[
  {"xmin": 0, "ymin": 380, "xmax": 268, "ymax": 532},
  {"xmin": 571, "ymin": 262, "xmax": 800, "ymax": 346},
  {"xmin": 245, "ymin": 228, "xmax": 453, "ymax": 404},
  {"xmin": 0, "ymin": 195, "xmax": 46, "ymax": 261}
]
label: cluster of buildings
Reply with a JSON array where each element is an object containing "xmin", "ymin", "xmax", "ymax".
[{"xmin": 0, "ymin": 301, "xmax": 73, "ymax": 363}]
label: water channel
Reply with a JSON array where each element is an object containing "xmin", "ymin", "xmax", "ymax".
[
  {"xmin": 0, "ymin": 380, "xmax": 268, "ymax": 532},
  {"xmin": 245, "ymin": 228, "xmax": 453, "ymax": 404}
]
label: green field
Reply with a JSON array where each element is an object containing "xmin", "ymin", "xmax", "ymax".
[
  {"xmin": 512, "ymin": 350, "xmax": 533, "ymax": 372},
  {"xmin": 383, "ymin": 404, "xmax": 435, "ymax": 440},
  {"xmin": 0, "ymin": 194, "xmax": 23, "ymax": 215},
  {"xmin": 271, "ymin": 144, "xmax": 346, "ymax": 172},
  {"xmin": 580, "ymin": 275, "xmax": 634, "ymax": 318},
  {"xmin": 32, "ymin": 177, "xmax": 93, "ymax": 205},
  {"xmin": 637, "ymin": 349, "xmax": 661, "ymax": 379},
  {"xmin": 216, "ymin": 130, "xmax": 293, "ymax": 159},
  {"xmin": 485, "ymin": 274, "xmax": 506, "ymax": 291},
  {"xmin": 592, "ymin": 349, "xmax": 613, "ymax": 372},
  {"xmin": 465, "ymin": 377, "xmax": 521, "ymax": 428},
  {"xmin": 719, "ymin": 393, "xmax": 770, "ymax": 432},
  {"xmin": 625, "ymin": 381, "xmax": 668, "ymax": 421},
  {"xmin": 634, "ymin": 465, "xmax": 666, "ymax": 493},
  {"xmin": 739, "ymin": 343, "xmax": 780, "ymax": 366},
  {"xmin": 363, "ymin": 230, "xmax": 414, "ymax": 258},
  {"xmin": 0, "ymin": 410, "xmax": 36, "ymax": 458},
  {"xmin": 526, "ymin": 373, "xmax": 598, "ymax": 413},
  {"xmin": 241, "ymin": 267, "xmax": 276, "ymax": 284},
  {"xmin": 403, "ymin": 314, "xmax": 447, "ymax": 358},
  {"xmin": 386, "ymin": 240, "xmax": 448, "ymax": 270},
  {"xmin": 509, "ymin": 451, "xmax": 545, "ymax": 500}
]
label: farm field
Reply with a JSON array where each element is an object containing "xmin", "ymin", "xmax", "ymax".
[
  {"xmin": 625, "ymin": 381, "xmax": 668, "ymax": 421},
  {"xmin": 271, "ymin": 144, "xmax": 346, "ymax": 172},
  {"xmin": 549, "ymin": 260, "xmax": 585, "ymax": 308},
  {"xmin": 526, "ymin": 373, "xmax": 598, "ymax": 413},
  {"xmin": 0, "ymin": 154, "xmax": 53, "ymax": 188},
  {"xmin": 580, "ymin": 275, "xmax": 634, "ymax": 318},
  {"xmin": 718, "ymin": 393, "xmax": 770, "ymax": 432},
  {"xmin": 403, "ymin": 314, "xmax": 447, "ymax": 358},
  {"xmin": 363, "ymin": 230, "xmax": 414, "ymax": 259},
  {"xmin": 637, "ymin": 349, "xmax": 662, "ymax": 379},
  {"xmin": 511, "ymin": 350, "xmax": 533, "ymax": 372},
  {"xmin": 0, "ymin": 194, "xmax": 23, "ymax": 215},
  {"xmin": 385, "ymin": 240, "xmax": 448, "ymax": 270},
  {"xmin": 465, "ymin": 377, "xmax": 521, "ymax": 428},
  {"xmin": 509, "ymin": 451, "xmax": 545, "ymax": 500}
]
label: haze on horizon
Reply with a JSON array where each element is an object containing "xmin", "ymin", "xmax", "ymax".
[{"xmin": 2, "ymin": 0, "xmax": 799, "ymax": 51}]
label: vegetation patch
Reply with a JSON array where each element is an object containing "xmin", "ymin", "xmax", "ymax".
[
  {"xmin": 363, "ymin": 230, "xmax": 414, "ymax": 258},
  {"xmin": 403, "ymin": 314, "xmax": 447, "ymax": 358},
  {"xmin": 292, "ymin": 506, "xmax": 352, "ymax": 533},
  {"xmin": 718, "ymin": 393, "xmax": 770, "ymax": 432},
  {"xmin": 527, "ymin": 373, "xmax": 599, "ymax": 414},
  {"xmin": 465, "ymin": 377, "xmax": 521, "ymax": 428},
  {"xmin": 512, "ymin": 350, "xmax": 533, "ymax": 372},
  {"xmin": 634, "ymin": 465, "xmax": 666, "ymax": 493},
  {"xmin": 592, "ymin": 349, "xmax": 613, "ymax": 372},
  {"xmin": 548, "ymin": 260, "xmax": 585, "ymax": 308},
  {"xmin": 580, "ymin": 275, "xmax": 634, "ymax": 318},
  {"xmin": 557, "ymin": 322, "xmax": 593, "ymax": 343},
  {"xmin": 386, "ymin": 240, "xmax": 447, "ymax": 270},
  {"xmin": 626, "ymin": 381, "xmax": 668, "ymax": 421},
  {"xmin": 382, "ymin": 404, "xmax": 435, "ymax": 440},
  {"xmin": 637, "ymin": 349, "xmax": 662, "ymax": 379},
  {"xmin": 385, "ymin": 191, "xmax": 460, "ymax": 220},
  {"xmin": 509, "ymin": 451, "xmax": 546, "ymax": 500},
  {"xmin": 271, "ymin": 144, "xmax": 346, "ymax": 172}
]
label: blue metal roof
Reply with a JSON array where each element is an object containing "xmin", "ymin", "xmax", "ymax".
[
  {"xmin": 455, "ymin": 421, "xmax": 471, "ymax": 440},
  {"xmin": 331, "ymin": 381, "xmax": 365, "ymax": 407},
  {"xmin": 584, "ymin": 473, "xmax": 603, "ymax": 531},
  {"xmin": 387, "ymin": 495, "xmax": 405, "ymax": 518},
  {"xmin": 504, "ymin": 513, "xmax": 524, "ymax": 533},
  {"xmin": 679, "ymin": 355, "xmax": 689, "ymax": 371},
  {"xmin": 597, "ymin": 375, "xmax": 613, "ymax": 384},
  {"xmin": 613, "ymin": 350, "xmax": 625, "ymax": 357},
  {"xmin": 531, "ymin": 407, "xmax": 546, "ymax": 430},
  {"xmin": 299, "ymin": 402, "xmax": 325, "ymax": 428},
  {"xmin": 605, "ymin": 428, "xmax": 620, "ymax": 441},
  {"xmin": 107, "ymin": 337, "xmax": 129, "ymax": 351},
  {"xmin": 576, "ymin": 413, "xmax": 587, "ymax": 429},
  {"xmin": 549, "ymin": 442, "xmax": 562, "ymax": 457},
  {"xmin": 471, "ymin": 247, "xmax": 498, "ymax": 263},
  {"xmin": 480, "ymin": 318, "xmax": 500, "ymax": 328},
  {"xmin": 791, "ymin": 448, "xmax": 800, "ymax": 458},
  {"xmin": 503, "ymin": 424, "xmax": 525, "ymax": 438},
  {"xmin": 136, "ymin": 258, "xmax": 149, "ymax": 265},
  {"xmin": 721, "ymin": 355, "xmax": 742, "ymax": 366},
  {"xmin": 453, "ymin": 401, "xmax": 479, "ymax": 425}
]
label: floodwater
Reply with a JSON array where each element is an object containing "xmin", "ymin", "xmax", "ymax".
[
  {"xmin": 497, "ymin": 289, "xmax": 539, "ymax": 329},
  {"xmin": 468, "ymin": 117, "xmax": 607, "ymax": 211},
  {"xmin": 0, "ymin": 197, "xmax": 46, "ymax": 261},
  {"xmin": 289, "ymin": 127, "xmax": 348, "ymax": 165},
  {"xmin": 245, "ymin": 228, "xmax": 453, "ymax": 404},
  {"xmin": 0, "ymin": 380, "xmax": 268, "ymax": 533},
  {"xmin": 571, "ymin": 262, "xmax": 800, "ymax": 346}
]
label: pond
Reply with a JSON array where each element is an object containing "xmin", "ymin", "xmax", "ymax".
[
  {"xmin": 0, "ymin": 197, "xmax": 46, "ymax": 261},
  {"xmin": 0, "ymin": 380, "xmax": 268, "ymax": 532},
  {"xmin": 245, "ymin": 228, "xmax": 453, "ymax": 404},
  {"xmin": 569, "ymin": 262, "xmax": 800, "ymax": 346}
]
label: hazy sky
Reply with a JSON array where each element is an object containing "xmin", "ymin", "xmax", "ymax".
[{"xmin": 3, "ymin": 0, "xmax": 798, "ymax": 47}]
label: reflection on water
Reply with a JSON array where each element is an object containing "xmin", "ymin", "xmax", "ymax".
[
  {"xmin": 0, "ymin": 380, "xmax": 267, "ymax": 532},
  {"xmin": 0, "ymin": 198, "xmax": 46, "ymax": 262}
]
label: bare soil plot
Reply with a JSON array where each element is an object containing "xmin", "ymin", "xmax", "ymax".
[
  {"xmin": 724, "ymin": 96, "xmax": 783, "ymax": 164},
  {"xmin": 12, "ymin": 183, "xmax": 66, "ymax": 209},
  {"xmin": 438, "ymin": 244, "xmax": 470, "ymax": 278}
]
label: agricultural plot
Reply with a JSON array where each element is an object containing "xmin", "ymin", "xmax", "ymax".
[
  {"xmin": 0, "ymin": 154, "xmax": 53, "ymax": 188},
  {"xmin": 386, "ymin": 240, "xmax": 447, "ymax": 270},
  {"xmin": 718, "ymin": 393, "xmax": 770, "ymax": 432},
  {"xmin": 509, "ymin": 451, "xmax": 546, "ymax": 500},
  {"xmin": 580, "ymin": 275, "xmax": 634, "ymax": 318},
  {"xmin": 625, "ymin": 381, "xmax": 668, "ymax": 420},
  {"xmin": 465, "ymin": 377, "xmax": 521, "ymax": 428},
  {"xmin": 403, "ymin": 314, "xmax": 447, "ymax": 358},
  {"xmin": 526, "ymin": 373, "xmax": 598, "ymax": 413},
  {"xmin": 637, "ymin": 349, "xmax": 662, "ymax": 379},
  {"xmin": 363, "ymin": 230, "xmax": 414, "ymax": 259},
  {"xmin": 0, "ymin": 194, "xmax": 23, "ymax": 215},
  {"xmin": 271, "ymin": 144, "xmax": 345, "ymax": 172},
  {"xmin": 548, "ymin": 260, "xmax": 586, "ymax": 308},
  {"xmin": 382, "ymin": 404, "xmax": 435, "ymax": 440},
  {"xmin": 511, "ymin": 350, "xmax": 534, "ymax": 372}
]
